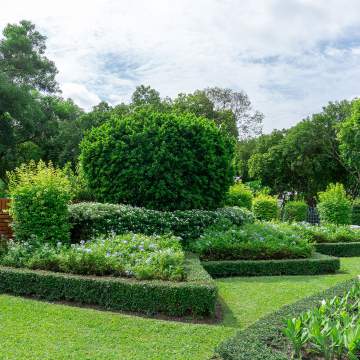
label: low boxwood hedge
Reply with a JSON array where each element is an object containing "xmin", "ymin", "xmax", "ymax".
[
  {"xmin": 0, "ymin": 254, "xmax": 217, "ymax": 317},
  {"xmin": 69, "ymin": 202, "xmax": 254, "ymax": 245},
  {"xmin": 315, "ymin": 242, "xmax": 360, "ymax": 257},
  {"xmin": 201, "ymin": 253, "xmax": 340, "ymax": 278},
  {"xmin": 212, "ymin": 279, "xmax": 358, "ymax": 360}
]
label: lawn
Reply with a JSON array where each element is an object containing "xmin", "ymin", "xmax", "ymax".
[{"xmin": 0, "ymin": 257, "xmax": 358, "ymax": 360}]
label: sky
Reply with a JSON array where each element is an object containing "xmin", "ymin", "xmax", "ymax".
[{"xmin": 1, "ymin": 0, "xmax": 360, "ymax": 132}]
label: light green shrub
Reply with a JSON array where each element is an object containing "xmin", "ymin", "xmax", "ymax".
[
  {"xmin": 252, "ymin": 194, "xmax": 278, "ymax": 221},
  {"xmin": 352, "ymin": 198, "xmax": 360, "ymax": 225},
  {"xmin": 283, "ymin": 200, "xmax": 308, "ymax": 222},
  {"xmin": 7, "ymin": 161, "xmax": 72, "ymax": 245},
  {"xmin": 225, "ymin": 182, "xmax": 253, "ymax": 209},
  {"xmin": 317, "ymin": 183, "xmax": 351, "ymax": 225}
]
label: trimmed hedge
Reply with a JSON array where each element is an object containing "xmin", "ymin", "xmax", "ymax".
[
  {"xmin": 315, "ymin": 242, "xmax": 360, "ymax": 257},
  {"xmin": 212, "ymin": 279, "xmax": 358, "ymax": 360},
  {"xmin": 69, "ymin": 202, "xmax": 254, "ymax": 244},
  {"xmin": 201, "ymin": 253, "xmax": 340, "ymax": 278},
  {"xmin": 213, "ymin": 279, "xmax": 358, "ymax": 359},
  {"xmin": 282, "ymin": 200, "xmax": 307, "ymax": 222},
  {"xmin": 0, "ymin": 254, "xmax": 217, "ymax": 317}
]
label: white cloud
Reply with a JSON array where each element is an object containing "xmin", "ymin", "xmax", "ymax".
[{"xmin": 1, "ymin": 0, "xmax": 360, "ymax": 131}]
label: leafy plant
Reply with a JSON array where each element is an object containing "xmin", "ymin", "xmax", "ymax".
[
  {"xmin": 7, "ymin": 160, "xmax": 72, "ymax": 245},
  {"xmin": 0, "ymin": 233, "xmax": 185, "ymax": 281},
  {"xmin": 80, "ymin": 109, "xmax": 235, "ymax": 211},
  {"xmin": 352, "ymin": 198, "xmax": 360, "ymax": 225},
  {"xmin": 252, "ymin": 194, "xmax": 279, "ymax": 221},
  {"xmin": 225, "ymin": 182, "xmax": 253, "ymax": 209},
  {"xmin": 317, "ymin": 183, "xmax": 352, "ymax": 225},
  {"xmin": 283, "ymin": 200, "xmax": 308, "ymax": 223},
  {"xmin": 190, "ymin": 222, "xmax": 313, "ymax": 261}
]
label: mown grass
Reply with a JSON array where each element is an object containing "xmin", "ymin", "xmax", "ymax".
[{"xmin": 0, "ymin": 257, "xmax": 358, "ymax": 359}]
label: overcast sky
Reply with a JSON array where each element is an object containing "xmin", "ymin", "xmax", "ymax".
[{"xmin": 1, "ymin": 0, "xmax": 360, "ymax": 132}]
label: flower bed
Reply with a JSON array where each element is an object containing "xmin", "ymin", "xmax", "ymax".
[
  {"xmin": 0, "ymin": 253, "xmax": 217, "ymax": 317},
  {"xmin": 190, "ymin": 222, "xmax": 314, "ymax": 261},
  {"xmin": 0, "ymin": 233, "xmax": 185, "ymax": 281}
]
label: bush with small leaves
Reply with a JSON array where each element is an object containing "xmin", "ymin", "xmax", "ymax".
[
  {"xmin": 225, "ymin": 182, "xmax": 253, "ymax": 210},
  {"xmin": 283, "ymin": 200, "xmax": 308, "ymax": 222},
  {"xmin": 7, "ymin": 161, "xmax": 72, "ymax": 245},
  {"xmin": 317, "ymin": 183, "xmax": 352, "ymax": 225},
  {"xmin": 252, "ymin": 194, "xmax": 279, "ymax": 221}
]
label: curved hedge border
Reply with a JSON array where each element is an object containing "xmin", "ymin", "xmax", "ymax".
[
  {"xmin": 69, "ymin": 202, "xmax": 254, "ymax": 245},
  {"xmin": 0, "ymin": 254, "xmax": 217, "ymax": 317},
  {"xmin": 212, "ymin": 279, "xmax": 358, "ymax": 360},
  {"xmin": 315, "ymin": 242, "xmax": 360, "ymax": 257},
  {"xmin": 202, "ymin": 253, "xmax": 340, "ymax": 278}
]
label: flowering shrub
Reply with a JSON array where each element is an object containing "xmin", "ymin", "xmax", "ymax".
[
  {"xmin": 283, "ymin": 281, "xmax": 360, "ymax": 359},
  {"xmin": 69, "ymin": 202, "xmax": 254, "ymax": 245},
  {"xmin": 291, "ymin": 222, "xmax": 360, "ymax": 243},
  {"xmin": 0, "ymin": 233, "xmax": 185, "ymax": 281},
  {"xmin": 190, "ymin": 222, "xmax": 313, "ymax": 261}
]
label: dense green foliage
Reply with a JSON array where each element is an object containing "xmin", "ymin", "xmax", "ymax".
[
  {"xmin": 283, "ymin": 282, "xmax": 360, "ymax": 359},
  {"xmin": 0, "ymin": 233, "xmax": 185, "ymax": 281},
  {"xmin": 291, "ymin": 223, "xmax": 360, "ymax": 243},
  {"xmin": 7, "ymin": 161, "xmax": 72, "ymax": 245},
  {"xmin": 191, "ymin": 222, "xmax": 313, "ymax": 261},
  {"xmin": 69, "ymin": 202, "xmax": 254, "ymax": 244},
  {"xmin": 0, "ymin": 254, "xmax": 216, "ymax": 317},
  {"xmin": 202, "ymin": 253, "xmax": 340, "ymax": 278},
  {"xmin": 318, "ymin": 183, "xmax": 352, "ymax": 225},
  {"xmin": 225, "ymin": 182, "xmax": 253, "ymax": 209},
  {"xmin": 213, "ymin": 279, "xmax": 357, "ymax": 360},
  {"xmin": 338, "ymin": 99, "xmax": 360, "ymax": 192},
  {"xmin": 252, "ymin": 194, "xmax": 279, "ymax": 221},
  {"xmin": 352, "ymin": 198, "xmax": 360, "ymax": 225},
  {"xmin": 283, "ymin": 200, "xmax": 308, "ymax": 222},
  {"xmin": 80, "ymin": 110, "xmax": 235, "ymax": 211},
  {"xmin": 315, "ymin": 242, "xmax": 360, "ymax": 257}
]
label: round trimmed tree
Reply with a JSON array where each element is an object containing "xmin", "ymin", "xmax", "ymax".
[{"xmin": 80, "ymin": 110, "xmax": 235, "ymax": 211}]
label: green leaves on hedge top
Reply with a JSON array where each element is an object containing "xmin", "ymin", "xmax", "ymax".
[
  {"xmin": 0, "ymin": 233, "xmax": 185, "ymax": 281},
  {"xmin": 317, "ymin": 183, "xmax": 352, "ymax": 225},
  {"xmin": 80, "ymin": 109, "xmax": 235, "ymax": 211},
  {"xmin": 69, "ymin": 202, "xmax": 254, "ymax": 244},
  {"xmin": 252, "ymin": 194, "xmax": 279, "ymax": 221},
  {"xmin": 225, "ymin": 182, "xmax": 253, "ymax": 210},
  {"xmin": 7, "ymin": 160, "xmax": 72, "ymax": 245},
  {"xmin": 283, "ymin": 200, "xmax": 308, "ymax": 222},
  {"xmin": 190, "ymin": 221, "xmax": 313, "ymax": 261}
]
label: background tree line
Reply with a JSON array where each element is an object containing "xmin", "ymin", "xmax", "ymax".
[{"xmin": 1, "ymin": 20, "xmax": 359, "ymax": 202}]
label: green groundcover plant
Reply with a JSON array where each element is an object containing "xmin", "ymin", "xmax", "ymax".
[
  {"xmin": 190, "ymin": 222, "xmax": 313, "ymax": 261},
  {"xmin": 0, "ymin": 233, "xmax": 185, "ymax": 281},
  {"xmin": 291, "ymin": 223, "xmax": 360, "ymax": 243},
  {"xmin": 283, "ymin": 281, "xmax": 360, "ymax": 359}
]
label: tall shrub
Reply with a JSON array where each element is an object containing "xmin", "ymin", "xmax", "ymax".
[
  {"xmin": 283, "ymin": 200, "xmax": 308, "ymax": 222},
  {"xmin": 80, "ymin": 110, "xmax": 235, "ymax": 211},
  {"xmin": 225, "ymin": 182, "xmax": 253, "ymax": 210},
  {"xmin": 7, "ymin": 161, "xmax": 72, "ymax": 245},
  {"xmin": 352, "ymin": 198, "xmax": 360, "ymax": 225},
  {"xmin": 317, "ymin": 183, "xmax": 351, "ymax": 225},
  {"xmin": 252, "ymin": 194, "xmax": 278, "ymax": 221}
]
